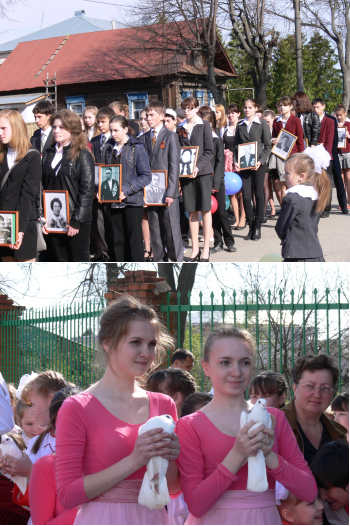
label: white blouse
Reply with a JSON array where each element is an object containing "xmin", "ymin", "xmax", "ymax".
[{"xmin": 7, "ymin": 147, "xmax": 17, "ymax": 169}]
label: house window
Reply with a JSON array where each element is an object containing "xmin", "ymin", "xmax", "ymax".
[
  {"xmin": 208, "ymin": 91, "xmax": 215, "ymax": 107},
  {"xmin": 65, "ymin": 96, "xmax": 85, "ymax": 117},
  {"xmin": 127, "ymin": 93, "xmax": 148, "ymax": 120},
  {"xmin": 181, "ymin": 91, "xmax": 192, "ymax": 101},
  {"xmin": 194, "ymin": 90, "xmax": 204, "ymax": 106}
]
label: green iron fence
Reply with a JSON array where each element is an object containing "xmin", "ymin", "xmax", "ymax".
[
  {"xmin": 0, "ymin": 299, "xmax": 107, "ymax": 389},
  {"xmin": 0, "ymin": 289, "xmax": 348, "ymax": 395},
  {"xmin": 160, "ymin": 288, "xmax": 349, "ymax": 394}
]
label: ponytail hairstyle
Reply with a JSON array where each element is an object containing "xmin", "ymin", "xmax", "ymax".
[
  {"xmin": 21, "ymin": 370, "xmax": 68, "ymax": 405},
  {"xmin": 50, "ymin": 110, "xmax": 89, "ymax": 161},
  {"xmin": 109, "ymin": 115, "xmax": 135, "ymax": 137},
  {"xmin": 83, "ymin": 105, "xmax": 99, "ymax": 138},
  {"xmin": 285, "ymin": 153, "xmax": 332, "ymax": 213},
  {"xmin": 31, "ymin": 385, "xmax": 82, "ymax": 455},
  {"xmin": 198, "ymin": 105, "xmax": 216, "ymax": 131},
  {"xmin": 0, "ymin": 110, "xmax": 32, "ymax": 164}
]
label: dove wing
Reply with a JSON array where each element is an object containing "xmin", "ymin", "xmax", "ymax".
[{"xmin": 240, "ymin": 411, "xmax": 248, "ymax": 429}]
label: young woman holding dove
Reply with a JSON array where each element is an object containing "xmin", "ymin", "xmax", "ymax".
[{"xmin": 176, "ymin": 326, "xmax": 317, "ymax": 525}]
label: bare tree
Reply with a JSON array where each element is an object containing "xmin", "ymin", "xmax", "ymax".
[{"xmin": 225, "ymin": 0, "xmax": 280, "ymax": 108}]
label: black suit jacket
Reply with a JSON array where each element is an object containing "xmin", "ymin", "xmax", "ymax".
[
  {"xmin": 0, "ymin": 150, "xmax": 41, "ymax": 232},
  {"xmin": 233, "ymin": 119, "xmax": 271, "ymax": 166},
  {"xmin": 177, "ymin": 119, "xmax": 214, "ymax": 176},
  {"xmin": 91, "ymin": 135, "xmax": 115, "ymax": 163},
  {"xmin": 30, "ymin": 128, "xmax": 54, "ymax": 154},
  {"xmin": 100, "ymin": 179, "xmax": 119, "ymax": 201}
]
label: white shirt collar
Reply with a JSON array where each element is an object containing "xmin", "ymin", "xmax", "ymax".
[
  {"xmin": 239, "ymin": 115, "xmax": 261, "ymax": 126},
  {"xmin": 151, "ymin": 123, "xmax": 164, "ymax": 135},
  {"xmin": 212, "ymin": 131, "xmax": 219, "ymax": 138},
  {"xmin": 41, "ymin": 126, "xmax": 51, "ymax": 137},
  {"xmin": 102, "ymin": 132, "xmax": 111, "ymax": 140},
  {"xmin": 319, "ymin": 114, "xmax": 325, "ymax": 122},
  {"xmin": 286, "ymin": 184, "xmax": 318, "ymax": 201},
  {"xmin": 181, "ymin": 116, "xmax": 203, "ymax": 129},
  {"xmin": 55, "ymin": 142, "xmax": 70, "ymax": 153}
]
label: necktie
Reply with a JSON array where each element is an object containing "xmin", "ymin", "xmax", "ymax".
[
  {"xmin": 41, "ymin": 133, "xmax": 47, "ymax": 153},
  {"xmin": 100, "ymin": 135, "xmax": 107, "ymax": 156},
  {"xmin": 152, "ymin": 130, "xmax": 157, "ymax": 150}
]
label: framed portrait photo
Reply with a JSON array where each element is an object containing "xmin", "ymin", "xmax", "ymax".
[
  {"xmin": 179, "ymin": 146, "xmax": 199, "ymax": 177},
  {"xmin": 303, "ymin": 139, "xmax": 308, "ymax": 149},
  {"xmin": 43, "ymin": 190, "xmax": 69, "ymax": 234},
  {"xmin": 144, "ymin": 171, "xmax": 167, "ymax": 206},
  {"xmin": 271, "ymin": 130, "xmax": 297, "ymax": 160},
  {"xmin": 238, "ymin": 141, "xmax": 257, "ymax": 170},
  {"xmin": 337, "ymin": 127, "xmax": 347, "ymax": 149},
  {"xmin": 98, "ymin": 165, "xmax": 122, "ymax": 203},
  {"xmin": 0, "ymin": 211, "xmax": 18, "ymax": 246}
]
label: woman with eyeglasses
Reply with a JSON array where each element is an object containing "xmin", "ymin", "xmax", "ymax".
[{"xmin": 282, "ymin": 355, "xmax": 347, "ymax": 466}]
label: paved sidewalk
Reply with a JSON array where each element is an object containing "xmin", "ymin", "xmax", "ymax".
[{"xmin": 183, "ymin": 190, "xmax": 350, "ymax": 262}]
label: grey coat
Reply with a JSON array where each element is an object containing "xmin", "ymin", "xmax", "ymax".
[
  {"xmin": 275, "ymin": 190, "xmax": 323, "ymax": 258},
  {"xmin": 233, "ymin": 119, "xmax": 272, "ymax": 166}
]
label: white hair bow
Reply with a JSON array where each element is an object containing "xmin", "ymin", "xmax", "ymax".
[
  {"xmin": 275, "ymin": 481, "xmax": 290, "ymax": 505},
  {"xmin": 16, "ymin": 372, "xmax": 39, "ymax": 400},
  {"xmin": 304, "ymin": 144, "xmax": 331, "ymax": 174}
]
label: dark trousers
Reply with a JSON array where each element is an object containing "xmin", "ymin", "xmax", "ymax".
[
  {"xmin": 45, "ymin": 222, "xmax": 91, "ymax": 262},
  {"xmin": 111, "ymin": 206, "xmax": 144, "ymax": 262},
  {"xmin": 332, "ymin": 154, "xmax": 348, "ymax": 210},
  {"xmin": 179, "ymin": 200, "xmax": 189, "ymax": 248},
  {"xmin": 324, "ymin": 161, "xmax": 333, "ymax": 213},
  {"xmin": 240, "ymin": 164, "xmax": 266, "ymax": 225},
  {"xmin": 212, "ymin": 180, "xmax": 234, "ymax": 246},
  {"xmin": 90, "ymin": 199, "xmax": 114, "ymax": 260}
]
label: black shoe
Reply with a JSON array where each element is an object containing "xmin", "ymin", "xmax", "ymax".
[
  {"xmin": 244, "ymin": 223, "xmax": 254, "ymax": 240},
  {"xmin": 321, "ymin": 211, "xmax": 330, "ymax": 218},
  {"xmin": 226, "ymin": 243, "xmax": 237, "ymax": 253},
  {"xmin": 210, "ymin": 242, "xmax": 224, "ymax": 254},
  {"xmin": 200, "ymin": 253, "xmax": 210, "ymax": 262},
  {"xmin": 188, "ymin": 249, "xmax": 201, "ymax": 262},
  {"xmin": 234, "ymin": 224, "xmax": 246, "ymax": 230},
  {"xmin": 341, "ymin": 207, "xmax": 349, "ymax": 214},
  {"xmin": 252, "ymin": 224, "xmax": 261, "ymax": 240},
  {"xmin": 262, "ymin": 216, "xmax": 267, "ymax": 223}
]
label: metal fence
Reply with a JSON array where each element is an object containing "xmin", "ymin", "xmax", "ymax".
[
  {"xmin": 160, "ymin": 288, "xmax": 349, "ymax": 394},
  {"xmin": 0, "ymin": 289, "xmax": 348, "ymax": 395}
]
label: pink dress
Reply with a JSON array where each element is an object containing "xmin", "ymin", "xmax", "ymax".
[
  {"xmin": 55, "ymin": 391, "xmax": 177, "ymax": 525},
  {"xmin": 176, "ymin": 407, "xmax": 317, "ymax": 525},
  {"xmin": 29, "ymin": 454, "xmax": 77, "ymax": 525}
]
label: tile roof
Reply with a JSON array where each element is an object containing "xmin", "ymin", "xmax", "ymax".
[
  {"xmin": 0, "ymin": 23, "xmax": 237, "ymax": 92},
  {"xmin": 0, "ymin": 12, "xmax": 117, "ymax": 53}
]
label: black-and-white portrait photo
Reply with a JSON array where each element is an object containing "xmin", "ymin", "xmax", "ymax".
[
  {"xmin": 238, "ymin": 142, "xmax": 257, "ymax": 170},
  {"xmin": 179, "ymin": 147, "xmax": 199, "ymax": 177},
  {"xmin": 43, "ymin": 190, "xmax": 69, "ymax": 233},
  {"xmin": 272, "ymin": 130, "xmax": 297, "ymax": 160},
  {"xmin": 0, "ymin": 212, "xmax": 17, "ymax": 246},
  {"xmin": 144, "ymin": 171, "xmax": 167, "ymax": 205},
  {"xmin": 98, "ymin": 165, "xmax": 122, "ymax": 202},
  {"xmin": 337, "ymin": 127, "xmax": 347, "ymax": 149}
]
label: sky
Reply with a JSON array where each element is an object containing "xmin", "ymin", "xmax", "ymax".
[{"xmin": 0, "ymin": 0, "xmax": 133, "ymax": 45}]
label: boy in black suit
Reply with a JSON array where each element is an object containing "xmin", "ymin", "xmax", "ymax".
[{"xmin": 30, "ymin": 100, "xmax": 54, "ymax": 153}]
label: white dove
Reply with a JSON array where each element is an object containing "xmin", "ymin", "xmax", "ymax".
[
  {"xmin": 138, "ymin": 414, "xmax": 176, "ymax": 510},
  {"xmin": 0, "ymin": 434, "xmax": 28, "ymax": 495},
  {"xmin": 240, "ymin": 398, "xmax": 272, "ymax": 493}
]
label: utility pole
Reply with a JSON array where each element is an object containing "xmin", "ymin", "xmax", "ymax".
[{"xmin": 294, "ymin": 0, "xmax": 304, "ymax": 91}]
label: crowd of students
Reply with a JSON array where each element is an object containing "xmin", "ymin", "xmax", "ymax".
[
  {"xmin": 0, "ymin": 295, "xmax": 348, "ymax": 525},
  {"xmin": 0, "ymin": 92, "xmax": 349, "ymax": 262}
]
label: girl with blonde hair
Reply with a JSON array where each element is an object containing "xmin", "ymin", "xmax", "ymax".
[
  {"xmin": 0, "ymin": 109, "xmax": 41, "ymax": 262},
  {"xmin": 83, "ymin": 106, "xmax": 99, "ymax": 141},
  {"xmin": 214, "ymin": 104, "xmax": 227, "ymax": 138}
]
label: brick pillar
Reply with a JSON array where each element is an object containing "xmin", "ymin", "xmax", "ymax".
[
  {"xmin": 104, "ymin": 270, "xmax": 177, "ymax": 367},
  {"xmin": 0, "ymin": 295, "xmax": 25, "ymax": 383}
]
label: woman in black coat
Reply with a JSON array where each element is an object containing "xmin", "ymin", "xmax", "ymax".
[
  {"xmin": 291, "ymin": 92, "xmax": 321, "ymax": 147},
  {"xmin": 41, "ymin": 109, "xmax": 95, "ymax": 262},
  {"xmin": 0, "ymin": 110, "xmax": 41, "ymax": 262},
  {"xmin": 177, "ymin": 96, "xmax": 214, "ymax": 262}
]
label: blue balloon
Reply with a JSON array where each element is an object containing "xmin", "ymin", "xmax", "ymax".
[
  {"xmin": 225, "ymin": 195, "xmax": 230, "ymax": 210},
  {"xmin": 224, "ymin": 172, "xmax": 242, "ymax": 195}
]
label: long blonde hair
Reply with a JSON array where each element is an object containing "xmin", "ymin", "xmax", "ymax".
[
  {"xmin": 285, "ymin": 153, "xmax": 331, "ymax": 213},
  {"xmin": 83, "ymin": 106, "xmax": 99, "ymax": 138},
  {"xmin": 0, "ymin": 110, "xmax": 31, "ymax": 163},
  {"xmin": 214, "ymin": 104, "xmax": 226, "ymax": 129}
]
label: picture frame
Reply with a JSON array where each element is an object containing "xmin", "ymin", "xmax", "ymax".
[
  {"xmin": 144, "ymin": 171, "xmax": 167, "ymax": 206},
  {"xmin": 0, "ymin": 211, "xmax": 18, "ymax": 246},
  {"xmin": 43, "ymin": 190, "xmax": 69, "ymax": 234},
  {"xmin": 303, "ymin": 139, "xmax": 308, "ymax": 149},
  {"xmin": 98, "ymin": 165, "xmax": 122, "ymax": 203},
  {"xmin": 271, "ymin": 130, "xmax": 297, "ymax": 160},
  {"xmin": 179, "ymin": 146, "xmax": 199, "ymax": 177},
  {"xmin": 95, "ymin": 164, "xmax": 102, "ymax": 186},
  {"xmin": 337, "ymin": 127, "xmax": 347, "ymax": 149},
  {"xmin": 238, "ymin": 141, "xmax": 258, "ymax": 171}
]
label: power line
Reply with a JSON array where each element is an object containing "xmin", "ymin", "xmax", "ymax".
[{"xmin": 84, "ymin": 0, "xmax": 130, "ymax": 6}]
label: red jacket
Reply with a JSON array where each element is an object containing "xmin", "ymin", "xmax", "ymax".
[
  {"xmin": 273, "ymin": 114, "xmax": 304, "ymax": 155},
  {"xmin": 337, "ymin": 121, "xmax": 350, "ymax": 154},
  {"xmin": 318, "ymin": 115, "xmax": 335, "ymax": 158}
]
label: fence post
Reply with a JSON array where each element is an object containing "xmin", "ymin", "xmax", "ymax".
[{"xmin": 0, "ymin": 295, "xmax": 25, "ymax": 383}]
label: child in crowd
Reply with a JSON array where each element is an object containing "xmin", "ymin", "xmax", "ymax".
[
  {"xmin": 15, "ymin": 399, "xmax": 41, "ymax": 447},
  {"xmin": 214, "ymin": 104, "xmax": 226, "ymax": 138},
  {"xmin": 334, "ymin": 104, "xmax": 350, "ymax": 207},
  {"xmin": 146, "ymin": 368, "xmax": 197, "ymax": 418},
  {"xmin": 310, "ymin": 440, "xmax": 349, "ymax": 524},
  {"xmin": 29, "ymin": 386, "xmax": 82, "ymax": 525},
  {"xmin": 276, "ymin": 490, "xmax": 324, "ymax": 525},
  {"xmin": 83, "ymin": 106, "xmax": 99, "ymax": 141},
  {"xmin": 249, "ymin": 371, "xmax": 287, "ymax": 409},
  {"xmin": 262, "ymin": 109, "xmax": 279, "ymax": 216},
  {"xmin": 181, "ymin": 392, "xmax": 212, "ymax": 418},
  {"xmin": 331, "ymin": 393, "xmax": 349, "ymax": 442},
  {"xmin": 176, "ymin": 326, "xmax": 317, "ymax": 524},
  {"xmin": 275, "ymin": 147, "xmax": 331, "ymax": 262},
  {"xmin": 91, "ymin": 106, "xmax": 115, "ymax": 163},
  {"xmin": 164, "ymin": 109, "xmax": 177, "ymax": 132},
  {"xmin": 138, "ymin": 109, "xmax": 150, "ymax": 138}
]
